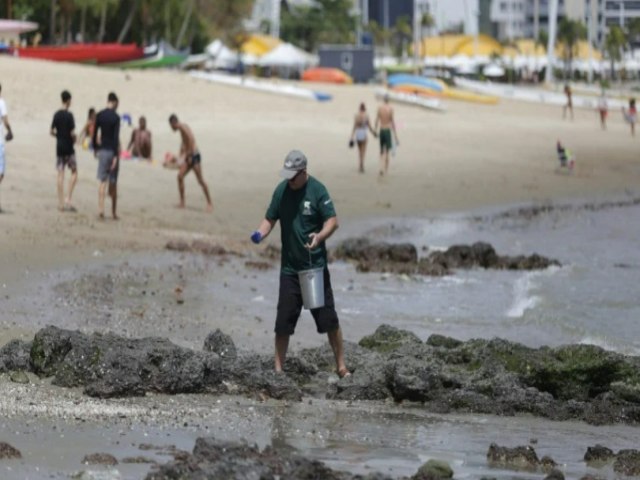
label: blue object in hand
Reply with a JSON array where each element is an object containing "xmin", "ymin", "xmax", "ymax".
[{"xmin": 250, "ymin": 231, "xmax": 262, "ymax": 244}]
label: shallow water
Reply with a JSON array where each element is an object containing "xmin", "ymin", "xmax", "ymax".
[{"xmin": 2, "ymin": 195, "xmax": 640, "ymax": 478}]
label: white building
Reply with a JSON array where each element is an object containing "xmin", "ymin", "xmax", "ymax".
[{"xmin": 491, "ymin": 0, "xmax": 528, "ymax": 39}]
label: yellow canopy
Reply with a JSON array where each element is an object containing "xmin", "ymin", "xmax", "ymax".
[
  {"xmin": 417, "ymin": 34, "xmax": 502, "ymax": 57},
  {"xmin": 555, "ymin": 39, "xmax": 602, "ymax": 61},
  {"xmin": 240, "ymin": 34, "xmax": 281, "ymax": 57}
]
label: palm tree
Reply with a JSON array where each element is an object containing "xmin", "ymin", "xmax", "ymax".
[
  {"xmin": 605, "ymin": 25, "xmax": 626, "ymax": 80},
  {"xmin": 117, "ymin": 0, "xmax": 141, "ymax": 43},
  {"xmin": 556, "ymin": 18, "xmax": 587, "ymax": 80}
]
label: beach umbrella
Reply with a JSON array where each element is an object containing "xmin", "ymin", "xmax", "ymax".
[
  {"xmin": 484, "ymin": 64, "xmax": 505, "ymax": 77},
  {"xmin": 257, "ymin": 43, "xmax": 317, "ymax": 68}
]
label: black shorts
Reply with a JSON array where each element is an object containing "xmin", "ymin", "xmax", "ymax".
[
  {"xmin": 56, "ymin": 154, "xmax": 77, "ymax": 172},
  {"xmin": 189, "ymin": 152, "xmax": 201, "ymax": 166},
  {"xmin": 275, "ymin": 268, "xmax": 340, "ymax": 336}
]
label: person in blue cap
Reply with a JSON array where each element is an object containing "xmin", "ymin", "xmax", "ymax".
[{"xmin": 250, "ymin": 150, "xmax": 350, "ymax": 378}]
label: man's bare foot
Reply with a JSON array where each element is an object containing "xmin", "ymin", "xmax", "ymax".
[
  {"xmin": 64, "ymin": 204, "xmax": 77, "ymax": 212},
  {"xmin": 206, "ymin": 204, "xmax": 213, "ymax": 213},
  {"xmin": 112, "ymin": 214, "xmax": 119, "ymax": 221},
  {"xmin": 175, "ymin": 203, "xmax": 186, "ymax": 209},
  {"xmin": 58, "ymin": 205, "xmax": 65, "ymax": 212},
  {"xmin": 98, "ymin": 212, "xmax": 105, "ymax": 220}
]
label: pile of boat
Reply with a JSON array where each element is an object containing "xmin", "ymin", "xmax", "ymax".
[{"xmin": 9, "ymin": 41, "xmax": 188, "ymax": 69}]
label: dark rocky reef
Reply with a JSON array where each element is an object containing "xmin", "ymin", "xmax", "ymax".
[
  {"xmin": 145, "ymin": 437, "xmax": 454, "ymax": 480},
  {"xmin": 333, "ymin": 238, "xmax": 560, "ymax": 276},
  {"xmin": 584, "ymin": 445, "xmax": 640, "ymax": 476},
  {"xmin": 2, "ymin": 324, "xmax": 640, "ymax": 425}
]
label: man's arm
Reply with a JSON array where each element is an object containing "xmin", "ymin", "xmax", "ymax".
[
  {"xmin": 390, "ymin": 109, "xmax": 399, "ymax": 144},
  {"xmin": 374, "ymin": 110, "xmax": 380, "ymax": 131},
  {"xmin": 307, "ymin": 216, "xmax": 339, "ymax": 249},
  {"xmin": 127, "ymin": 130, "xmax": 136, "ymax": 151},
  {"xmin": 3, "ymin": 115, "xmax": 13, "ymax": 141},
  {"xmin": 251, "ymin": 218, "xmax": 276, "ymax": 244}
]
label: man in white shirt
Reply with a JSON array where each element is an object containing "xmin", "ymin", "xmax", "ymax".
[{"xmin": 0, "ymin": 83, "xmax": 14, "ymax": 213}]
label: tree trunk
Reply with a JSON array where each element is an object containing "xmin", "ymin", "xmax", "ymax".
[
  {"xmin": 118, "ymin": 0, "xmax": 140, "ymax": 44},
  {"xmin": 49, "ymin": 0, "xmax": 57, "ymax": 43},
  {"xmin": 164, "ymin": 1, "xmax": 171, "ymax": 44},
  {"xmin": 98, "ymin": 2, "xmax": 107, "ymax": 42},
  {"xmin": 176, "ymin": 0, "xmax": 195, "ymax": 48},
  {"xmin": 80, "ymin": 2, "xmax": 87, "ymax": 43}
]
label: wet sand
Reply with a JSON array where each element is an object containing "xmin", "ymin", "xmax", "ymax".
[{"xmin": 1, "ymin": 56, "xmax": 640, "ymax": 478}]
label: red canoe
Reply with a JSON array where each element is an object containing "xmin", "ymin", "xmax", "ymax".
[{"xmin": 13, "ymin": 43, "xmax": 144, "ymax": 64}]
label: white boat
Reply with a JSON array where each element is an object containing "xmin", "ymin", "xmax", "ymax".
[
  {"xmin": 455, "ymin": 78, "xmax": 625, "ymax": 109},
  {"xmin": 375, "ymin": 88, "xmax": 445, "ymax": 112},
  {"xmin": 189, "ymin": 71, "xmax": 331, "ymax": 102}
]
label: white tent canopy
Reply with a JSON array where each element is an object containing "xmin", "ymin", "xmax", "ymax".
[
  {"xmin": 205, "ymin": 39, "xmax": 239, "ymax": 70},
  {"xmin": 257, "ymin": 42, "xmax": 316, "ymax": 68}
]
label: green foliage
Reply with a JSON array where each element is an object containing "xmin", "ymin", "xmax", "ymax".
[
  {"xmin": 391, "ymin": 15, "xmax": 412, "ymax": 59},
  {"xmin": 557, "ymin": 18, "xmax": 587, "ymax": 79},
  {"xmin": 0, "ymin": 0, "xmax": 251, "ymax": 52},
  {"xmin": 281, "ymin": 0, "xmax": 356, "ymax": 51}
]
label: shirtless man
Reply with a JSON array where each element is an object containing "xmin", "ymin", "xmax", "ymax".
[
  {"xmin": 127, "ymin": 116, "xmax": 152, "ymax": 160},
  {"xmin": 168, "ymin": 114, "xmax": 213, "ymax": 212},
  {"xmin": 374, "ymin": 94, "xmax": 399, "ymax": 176}
]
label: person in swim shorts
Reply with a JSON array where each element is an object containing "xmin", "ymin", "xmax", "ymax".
[
  {"xmin": 93, "ymin": 92, "xmax": 121, "ymax": 220},
  {"xmin": 169, "ymin": 114, "xmax": 213, "ymax": 212},
  {"xmin": 50, "ymin": 90, "xmax": 78, "ymax": 212},
  {"xmin": 375, "ymin": 94, "xmax": 399, "ymax": 176},
  {"xmin": 0, "ymin": 83, "xmax": 14, "ymax": 213}
]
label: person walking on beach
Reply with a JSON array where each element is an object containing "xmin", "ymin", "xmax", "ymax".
[
  {"xmin": 597, "ymin": 93, "xmax": 608, "ymax": 130},
  {"xmin": 127, "ymin": 116, "xmax": 152, "ymax": 160},
  {"xmin": 250, "ymin": 150, "xmax": 350, "ymax": 378},
  {"xmin": 0, "ymin": 83, "xmax": 13, "ymax": 213},
  {"xmin": 563, "ymin": 84, "xmax": 574, "ymax": 120},
  {"xmin": 349, "ymin": 102, "xmax": 377, "ymax": 173},
  {"xmin": 50, "ymin": 90, "xmax": 78, "ymax": 212},
  {"xmin": 169, "ymin": 114, "xmax": 213, "ymax": 212},
  {"xmin": 92, "ymin": 92, "xmax": 121, "ymax": 220},
  {"xmin": 78, "ymin": 107, "xmax": 96, "ymax": 150},
  {"xmin": 375, "ymin": 94, "xmax": 399, "ymax": 176},
  {"xmin": 622, "ymin": 98, "xmax": 637, "ymax": 137}
]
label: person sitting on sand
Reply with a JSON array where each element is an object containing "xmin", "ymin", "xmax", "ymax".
[
  {"xmin": 50, "ymin": 90, "xmax": 78, "ymax": 212},
  {"xmin": 77, "ymin": 107, "xmax": 96, "ymax": 150},
  {"xmin": 374, "ymin": 94, "xmax": 399, "ymax": 176},
  {"xmin": 622, "ymin": 98, "xmax": 637, "ymax": 137},
  {"xmin": 168, "ymin": 114, "xmax": 213, "ymax": 212},
  {"xmin": 127, "ymin": 116, "xmax": 152, "ymax": 160},
  {"xmin": 349, "ymin": 102, "xmax": 377, "ymax": 173}
]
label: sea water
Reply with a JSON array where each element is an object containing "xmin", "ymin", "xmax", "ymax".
[{"xmin": 330, "ymin": 196, "xmax": 640, "ymax": 355}]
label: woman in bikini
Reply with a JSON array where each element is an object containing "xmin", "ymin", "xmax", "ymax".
[{"xmin": 349, "ymin": 102, "xmax": 377, "ymax": 173}]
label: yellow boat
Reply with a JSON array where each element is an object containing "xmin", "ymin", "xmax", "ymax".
[{"xmin": 391, "ymin": 82, "xmax": 498, "ymax": 105}]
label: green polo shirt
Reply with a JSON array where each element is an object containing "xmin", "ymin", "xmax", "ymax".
[{"xmin": 266, "ymin": 176, "xmax": 337, "ymax": 275}]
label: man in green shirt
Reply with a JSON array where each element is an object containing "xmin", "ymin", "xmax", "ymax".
[{"xmin": 251, "ymin": 150, "xmax": 350, "ymax": 378}]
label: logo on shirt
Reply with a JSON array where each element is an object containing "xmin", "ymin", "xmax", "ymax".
[{"xmin": 303, "ymin": 200, "xmax": 312, "ymax": 215}]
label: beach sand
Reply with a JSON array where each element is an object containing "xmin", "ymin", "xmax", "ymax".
[
  {"xmin": 1, "ymin": 55, "xmax": 639, "ymax": 288},
  {"xmin": 1, "ymin": 56, "xmax": 640, "ymax": 479}
]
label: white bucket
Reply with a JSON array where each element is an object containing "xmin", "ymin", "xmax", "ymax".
[{"xmin": 298, "ymin": 267, "xmax": 325, "ymax": 310}]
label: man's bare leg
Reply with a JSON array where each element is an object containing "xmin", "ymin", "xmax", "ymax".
[
  {"xmin": 328, "ymin": 328, "xmax": 349, "ymax": 376},
  {"xmin": 176, "ymin": 163, "xmax": 189, "ymax": 208},
  {"xmin": 357, "ymin": 142, "xmax": 366, "ymax": 173},
  {"xmin": 57, "ymin": 169, "xmax": 65, "ymax": 210},
  {"xmin": 275, "ymin": 334, "xmax": 290, "ymax": 372},
  {"xmin": 98, "ymin": 181, "xmax": 108, "ymax": 218},
  {"xmin": 384, "ymin": 151, "xmax": 390, "ymax": 175},
  {"xmin": 193, "ymin": 164, "xmax": 213, "ymax": 212},
  {"xmin": 109, "ymin": 182, "xmax": 118, "ymax": 220},
  {"xmin": 66, "ymin": 169, "xmax": 78, "ymax": 208}
]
